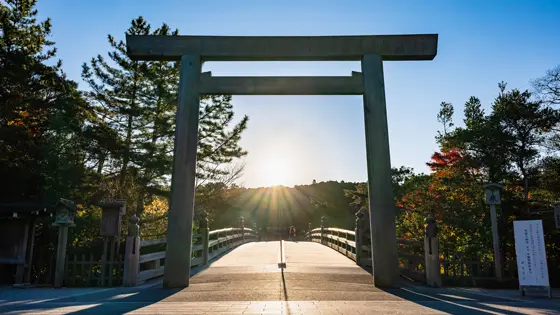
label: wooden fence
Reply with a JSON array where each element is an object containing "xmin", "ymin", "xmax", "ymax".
[{"xmin": 64, "ymin": 253, "xmax": 123, "ymax": 287}]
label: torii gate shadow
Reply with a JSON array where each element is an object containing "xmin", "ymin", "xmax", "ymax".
[{"xmin": 0, "ymin": 244, "xmax": 242, "ymax": 314}]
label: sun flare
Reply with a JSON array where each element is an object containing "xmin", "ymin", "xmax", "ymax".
[{"xmin": 259, "ymin": 157, "xmax": 292, "ymax": 187}]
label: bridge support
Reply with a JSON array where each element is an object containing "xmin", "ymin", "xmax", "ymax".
[
  {"xmin": 362, "ymin": 54, "xmax": 400, "ymax": 287},
  {"xmin": 163, "ymin": 55, "xmax": 201, "ymax": 288}
]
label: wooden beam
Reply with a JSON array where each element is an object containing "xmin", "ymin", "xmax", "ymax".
[
  {"xmin": 126, "ymin": 34, "xmax": 438, "ymax": 61},
  {"xmin": 25, "ymin": 219, "xmax": 36, "ymax": 283},
  {"xmin": 14, "ymin": 221, "xmax": 30, "ymax": 284},
  {"xmin": 199, "ymin": 71, "xmax": 364, "ymax": 95}
]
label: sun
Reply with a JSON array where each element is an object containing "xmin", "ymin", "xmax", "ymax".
[{"xmin": 259, "ymin": 157, "xmax": 292, "ymax": 187}]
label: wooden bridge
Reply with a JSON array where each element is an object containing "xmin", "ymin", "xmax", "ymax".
[
  {"xmin": 120, "ymin": 216, "xmax": 428, "ymax": 288},
  {"xmin": 1, "ymin": 238, "xmax": 557, "ymax": 314}
]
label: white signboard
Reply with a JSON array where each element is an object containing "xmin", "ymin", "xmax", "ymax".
[{"xmin": 513, "ymin": 220, "xmax": 549, "ymax": 287}]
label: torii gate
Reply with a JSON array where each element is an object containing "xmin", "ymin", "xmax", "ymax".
[{"xmin": 126, "ymin": 34, "xmax": 438, "ymax": 288}]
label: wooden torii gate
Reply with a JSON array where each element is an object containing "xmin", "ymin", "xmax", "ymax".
[{"xmin": 126, "ymin": 34, "xmax": 438, "ymax": 288}]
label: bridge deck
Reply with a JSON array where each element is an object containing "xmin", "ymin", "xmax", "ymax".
[
  {"xmin": 1, "ymin": 242, "xmax": 557, "ymax": 314},
  {"xmin": 181, "ymin": 241, "xmax": 379, "ymax": 301}
]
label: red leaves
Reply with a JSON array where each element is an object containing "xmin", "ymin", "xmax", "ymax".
[{"xmin": 427, "ymin": 147, "xmax": 465, "ymax": 171}]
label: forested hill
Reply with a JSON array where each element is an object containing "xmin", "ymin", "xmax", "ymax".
[{"xmin": 212, "ymin": 181, "xmax": 359, "ymax": 230}]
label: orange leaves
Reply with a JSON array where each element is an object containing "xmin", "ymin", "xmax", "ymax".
[
  {"xmin": 7, "ymin": 120, "xmax": 25, "ymax": 127},
  {"xmin": 6, "ymin": 110, "xmax": 43, "ymax": 137}
]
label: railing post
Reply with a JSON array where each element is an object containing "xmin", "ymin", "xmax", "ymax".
[
  {"xmin": 252, "ymin": 222, "xmax": 257, "ymax": 241},
  {"xmin": 424, "ymin": 215, "xmax": 442, "ymax": 287},
  {"xmin": 123, "ymin": 215, "xmax": 140, "ymax": 287},
  {"xmin": 355, "ymin": 208, "xmax": 366, "ymax": 266},
  {"xmin": 201, "ymin": 211, "xmax": 209, "ymax": 265},
  {"xmin": 239, "ymin": 216, "xmax": 245, "ymax": 243},
  {"xmin": 308, "ymin": 223, "xmax": 312, "ymax": 241},
  {"xmin": 320, "ymin": 216, "xmax": 327, "ymax": 245}
]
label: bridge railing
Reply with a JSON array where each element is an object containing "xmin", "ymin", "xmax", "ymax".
[
  {"xmin": 305, "ymin": 214, "xmax": 441, "ymax": 287},
  {"xmin": 123, "ymin": 215, "xmax": 258, "ymax": 286},
  {"xmin": 307, "ymin": 227, "xmax": 357, "ymax": 261},
  {"xmin": 305, "ymin": 227, "xmax": 424, "ymax": 277}
]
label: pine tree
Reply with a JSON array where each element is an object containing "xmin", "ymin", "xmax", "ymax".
[
  {"xmin": 82, "ymin": 17, "xmax": 249, "ymax": 222},
  {"xmin": 81, "ymin": 17, "xmax": 151, "ymax": 201},
  {"xmin": 134, "ymin": 23, "xmax": 179, "ymax": 214}
]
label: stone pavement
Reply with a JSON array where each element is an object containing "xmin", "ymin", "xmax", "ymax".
[{"xmin": 1, "ymin": 241, "xmax": 559, "ymax": 314}]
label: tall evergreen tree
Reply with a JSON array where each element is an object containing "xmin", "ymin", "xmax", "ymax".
[
  {"xmin": 82, "ymin": 17, "xmax": 249, "ymax": 221},
  {"xmin": 81, "ymin": 17, "xmax": 151, "ymax": 201},
  {"xmin": 492, "ymin": 83, "xmax": 559, "ymax": 199}
]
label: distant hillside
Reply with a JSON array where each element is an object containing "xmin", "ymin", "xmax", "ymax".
[{"xmin": 212, "ymin": 181, "xmax": 359, "ymax": 231}]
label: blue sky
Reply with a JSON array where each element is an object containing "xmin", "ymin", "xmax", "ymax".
[{"xmin": 37, "ymin": 0, "xmax": 560, "ymax": 188}]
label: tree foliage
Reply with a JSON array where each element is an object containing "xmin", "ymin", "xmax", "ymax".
[{"xmin": 0, "ymin": 2, "xmax": 249, "ymax": 283}]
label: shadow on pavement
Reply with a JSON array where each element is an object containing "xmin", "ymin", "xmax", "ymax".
[
  {"xmin": 0, "ymin": 285, "xmax": 181, "ymax": 314},
  {"xmin": 383, "ymin": 285, "xmax": 560, "ymax": 315},
  {"xmin": 0, "ymin": 246, "xmax": 243, "ymax": 314}
]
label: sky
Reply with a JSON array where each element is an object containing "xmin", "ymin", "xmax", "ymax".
[{"xmin": 36, "ymin": 0, "xmax": 560, "ymax": 188}]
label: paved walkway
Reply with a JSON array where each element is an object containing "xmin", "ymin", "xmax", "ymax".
[{"xmin": 1, "ymin": 241, "xmax": 559, "ymax": 314}]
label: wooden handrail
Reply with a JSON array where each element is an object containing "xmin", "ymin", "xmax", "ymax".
[
  {"xmin": 125, "ymin": 223, "xmax": 259, "ymax": 286},
  {"xmin": 306, "ymin": 226, "xmax": 358, "ymax": 261}
]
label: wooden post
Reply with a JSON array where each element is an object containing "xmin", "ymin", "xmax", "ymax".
[
  {"xmin": 164, "ymin": 54, "xmax": 201, "ymax": 288},
  {"xmin": 108, "ymin": 236, "xmax": 116, "ymax": 286},
  {"xmin": 355, "ymin": 209, "xmax": 365, "ymax": 266},
  {"xmin": 87, "ymin": 253, "xmax": 93, "ymax": 286},
  {"xmin": 483, "ymin": 183, "xmax": 504, "ymax": 280},
  {"xmin": 320, "ymin": 216, "xmax": 327, "ymax": 245},
  {"xmin": 362, "ymin": 54, "xmax": 400, "ymax": 287},
  {"xmin": 25, "ymin": 220, "xmax": 36, "ymax": 284},
  {"xmin": 424, "ymin": 215, "xmax": 442, "ymax": 287},
  {"xmin": 71, "ymin": 254, "xmax": 78, "ymax": 286},
  {"xmin": 123, "ymin": 215, "xmax": 140, "ymax": 287},
  {"xmin": 15, "ymin": 221, "xmax": 30, "ymax": 284},
  {"xmin": 308, "ymin": 223, "xmax": 312, "ymax": 241},
  {"xmin": 53, "ymin": 225, "xmax": 69, "ymax": 288},
  {"xmin": 200, "ymin": 211, "xmax": 209, "ymax": 265},
  {"xmin": 52, "ymin": 198, "xmax": 77, "ymax": 288},
  {"xmin": 239, "ymin": 216, "xmax": 245, "ymax": 243},
  {"xmin": 100, "ymin": 237, "xmax": 108, "ymax": 286}
]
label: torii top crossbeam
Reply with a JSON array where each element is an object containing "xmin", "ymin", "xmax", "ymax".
[{"xmin": 126, "ymin": 34, "xmax": 438, "ymax": 61}]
